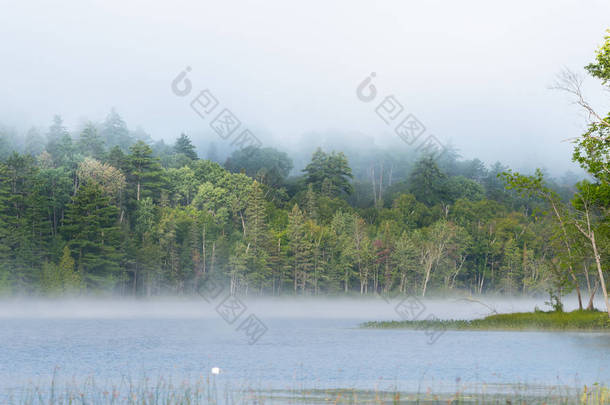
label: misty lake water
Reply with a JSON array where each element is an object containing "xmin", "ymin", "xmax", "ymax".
[{"xmin": 0, "ymin": 297, "xmax": 608, "ymax": 397}]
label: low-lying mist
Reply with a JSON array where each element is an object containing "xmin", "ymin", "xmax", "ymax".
[{"xmin": 0, "ymin": 295, "xmax": 599, "ymax": 321}]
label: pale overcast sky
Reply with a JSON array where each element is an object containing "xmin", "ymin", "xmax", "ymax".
[{"xmin": 1, "ymin": 0, "xmax": 609, "ymax": 173}]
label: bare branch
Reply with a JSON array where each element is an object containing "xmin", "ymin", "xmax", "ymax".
[{"xmin": 551, "ymin": 68, "xmax": 610, "ymax": 130}]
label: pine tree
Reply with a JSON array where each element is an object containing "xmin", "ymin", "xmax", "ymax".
[
  {"xmin": 304, "ymin": 183, "xmax": 318, "ymax": 220},
  {"xmin": 77, "ymin": 122, "xmax": 106, "ymax": 159},
  {"xmin": 46, "ymin": 115, "xmax": 69, "ymax": 165},
  {"xmin": 0, "ymin": 163, "xmax": 11, "ymax": 287},
  {"xmin": 245, "ymin": 181, "xmax": 267, "ymax": 249},
  {"xmin": 244, "ymin": 181, "xmax": 270, "ymax": 291},
  {"xmin": 174, "ymin": 133, "xmax": 198, "ymax": 160},
  {"xmin": 287, "ymin": 204, "xmax": 313, "ymax": 293},
  {"xmin": 24, "ymin": 128, "xmax": 45, "ymax": 156},
  {"xmin": 101, "ymin": 109, "xmax": 132, "ymax": 150},
  {"xmin": 304, "ymin": 148, "xmax": 353, "ymax": 196},
  {"xmin": 59, "ymin": 245, "xmax": 81, "ymax": 293},
  {"xmin": 128, "ymin": 141, "xmax": 165, "ymax": 202},
  {"xmin": 62, "ymin": 182, "xmax": 122, "ymax": 289},
  {"xmin": 408, "ymin": 157, "xmax": 448, "ymax": 206},
  {"xmin": 4, "ymin": 153, "xmax": 49, "ymax": 290}
]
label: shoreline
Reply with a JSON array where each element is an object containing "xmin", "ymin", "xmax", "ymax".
[{"xmin": 362, "ymin": 310, "xmax": 610, "ymax": 331}]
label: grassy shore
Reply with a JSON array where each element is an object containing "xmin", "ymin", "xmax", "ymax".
[
  {"xmin": 362, "ymin": 309, "xmax": 610, "ymax": 331},
  {"xmin": 6, "ymin": 379, "xmax": 610, "ymax": 404}
]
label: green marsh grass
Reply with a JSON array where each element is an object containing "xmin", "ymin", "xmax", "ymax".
[
  {"xmin": 362, "ymin": 309, "xmax": 610, "ymax": 331},
  {"xmin": 5, "ymin": 376, "xmax": 609, "ymax": 404}
]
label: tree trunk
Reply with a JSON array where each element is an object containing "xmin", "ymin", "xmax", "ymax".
[
  {"xmin": 422, "ymin": 259, "xmax": 433, "ymax": 297},
  {"xmin": 550, "ymin": 202, "xmax": 583, "ymax": 310},
  {"xmin": 587, "ymin": 280, "xmax": 599, "ymax": 311},
  {"xmin": 202, "ymin": 226, "xmax": 206, "ymax": 276},
  {"xmin": 590, "ymin": 231, "xmax": 610, "ymax": 317}
]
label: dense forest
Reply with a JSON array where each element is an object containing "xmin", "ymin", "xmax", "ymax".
[{"xmin": 0, "ymin": 34, "xmax": 608, "ymax": 312}]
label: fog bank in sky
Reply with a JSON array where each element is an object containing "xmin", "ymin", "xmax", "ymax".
[{"xmin": 1, "ymin": 0, "xmax": 610, "ymax": 173}]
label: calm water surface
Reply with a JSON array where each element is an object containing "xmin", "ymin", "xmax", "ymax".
[{"xmin": 0, "ymin": 298, "xmax": 608, "ymax": 394}]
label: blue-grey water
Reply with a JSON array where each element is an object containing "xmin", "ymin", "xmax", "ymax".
[{"xmin": 0, "ymin": 298, "xmax": 608, "ymax": 397}]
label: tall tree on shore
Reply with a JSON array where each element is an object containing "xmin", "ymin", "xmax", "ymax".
[
  {"xmin": 554, "ymin": 30, "xmax": 610, "ymax": 317},
  {"xmin": 502, "ymin": 169, "xmax": 585, "ymax": 310}
]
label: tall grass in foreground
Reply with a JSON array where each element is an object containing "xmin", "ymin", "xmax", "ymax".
[{"xmin": 4, "ymin": 376, "xmax": 609, "ymax": 404}]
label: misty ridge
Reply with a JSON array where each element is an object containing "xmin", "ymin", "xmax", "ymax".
[
  {"xmin": 2, "ymin": 3, "xmax": 610, "ymax": 404},
  {"xmin": 0, "ymin": 9, "xmax": 609, "ymax": 317},
  {"xmin": 0, "ymin": 108, "xmax": 598, "ymax": 305}
]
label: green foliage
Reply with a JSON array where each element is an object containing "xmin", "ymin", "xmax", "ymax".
[
  {"xmin": 0, "ymin": 101, "xmax": 601, "ymax": 298},
  {"xmin": 225, "ymin": 146, "xmax": 293, "ymax": 187},
  {"xmin": 585, "ymin": 29, "xmax": 610, "ymax": 86},
  {"xmin": 41, "ymin": 246, "xmax": 81, "ymax": 295},
  {"xmin": 572, "ymin": 117, "xmax": 610, "ymax": 184},
  {"xmin": 127, "ymin": 140, "xmax": 165, "ymax": 203},
  {"xmin": 363, "ymin": 309, "xmax": 610, "ymax": 331},
  {"xmin": 173, "ymin": 133, "xmax": 198, "ymax": 160},
  {"xmin": 101, "ymin": 109, "xmax": 133, "ymax": 151},
  {"xmin": 303, "ymin": 148, "xmax": 353, "ymax": 197},
  {"xmin": 77, "ymin": 122, "xmax": 105, "ymax": 160},
  {"xmin": 407, "ymin": 157, "xmax": 447, "ymax": 206},
  {"xmin": 62, "ymin": 182, "xmax": 122, "ymax": 289}
]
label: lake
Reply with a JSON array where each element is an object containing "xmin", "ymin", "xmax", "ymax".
[{"xmin": 0, "ymin": 297, "xmax": 608, "ymax": 400}]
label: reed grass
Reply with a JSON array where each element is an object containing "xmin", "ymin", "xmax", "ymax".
[
  {"xmin": 4, "ymin": 375, "xmax": 609, "ymax": 404},
  {"xmin": 362, "ymin": 309, "xmax": 610, "ymax": 331}
]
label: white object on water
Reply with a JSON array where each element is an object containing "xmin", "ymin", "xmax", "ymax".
[{"xmin": 211, "ymin": 367, "xmax": 220, "ymax": 375}]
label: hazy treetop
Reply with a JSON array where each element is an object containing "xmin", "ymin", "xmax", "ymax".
[{"xmin": 1, "ymin": 0, "xmax": 609, "ymax": 174}]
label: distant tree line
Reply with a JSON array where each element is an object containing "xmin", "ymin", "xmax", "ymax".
[
  {"xmin": 0, "ymin": 115, "xmax": 594, "ymax": 300},
  {"xmin": 0, "ymin": 32, "xmax": 608, "ymax": 317}
]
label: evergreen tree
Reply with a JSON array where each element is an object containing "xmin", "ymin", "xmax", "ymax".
[
  {"xmin": 59, "ymin": 245, "xmax": 80, "ymax": 290},
  {"xmin": 0, "ymin": 164, "xmax": 11, "ymax": 286},
  {"xmin": 46, "ymin": 115, "xmax": 69, "ymax": 165},
  {"xmin": 174, "ymin": 133, "xmax": 198, "ymax": 160},
  {"xmin": 304, "ymin": 148, "xmax": 353, "ymax": 196},
  {"xmin": 304, "ymin": 183, "xmax": 318, "ymax": 220},
  {"xmin": 77, "ymin": 122, "xmax": 105, "ymax": 159},
  {"xmin": 24, "ymin": 128, "xmax": 45, "ymax": 156},
  {"xmin": 245, "ymin": 181, "xmax": 270, "ymax": 290},
  {"xmin": 101, "ymin": 109, "xmax": 132, "ymax": 151},
  {"xmin": 408, "ymin": 157, "xmax": 448, "ymax": 206},
  {"xmin": 62, "ymin": 182, "xmax": 122, "ymax": 289},
  {"xmin": 127, "ymin": 141, "xmax": 164, "ymax": 202},
  {"xmin": 287, "ymin": 204, "xmax": 314, "ymax": 293},
  {"xmin": 106, "ymin": 146, "xmax": 129, "ymax": 173}
]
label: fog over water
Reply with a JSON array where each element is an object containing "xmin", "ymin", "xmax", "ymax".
[
  {"xmin": 1, "ymin": 1, "xmax": 610, "ymax": 400},
  {"xmin": 1, "ymin": 297, "xmax": 608, "ymax": 397},
  {"xmin": 0, "ymin": 296, "xmax": 601, "ymax": 320}
]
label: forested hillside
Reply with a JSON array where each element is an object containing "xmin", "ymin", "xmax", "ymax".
[
  {"xmin": 0, "ymin": 114, "xmax": 589, "ymax": 299},
  {"xmin": 0, "ymin": 31, "xmax": 608, "ymax": 306}
]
